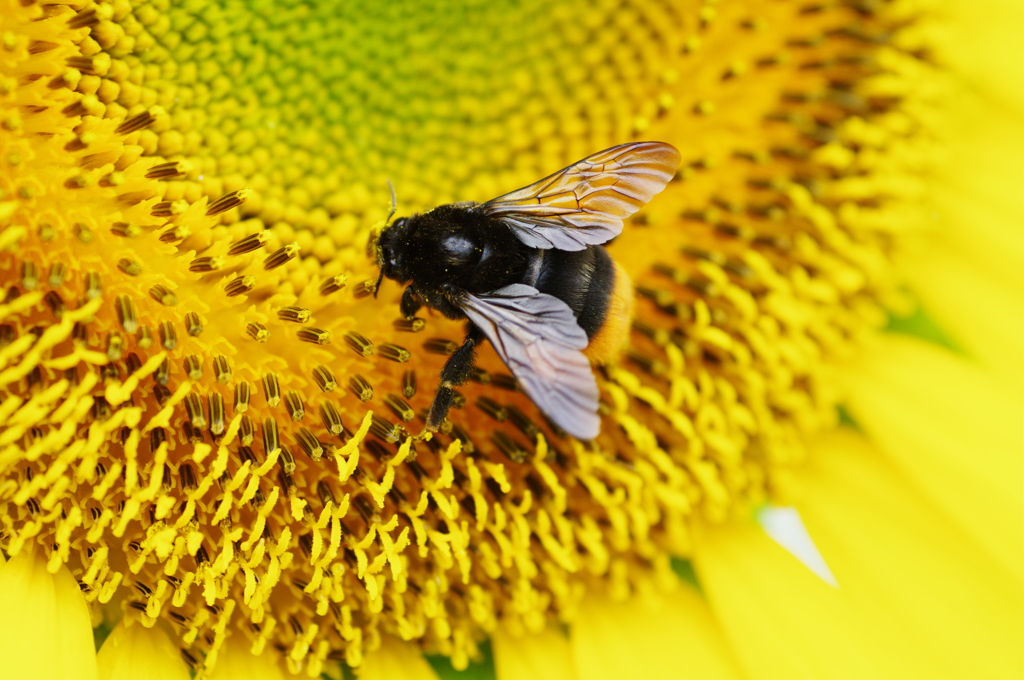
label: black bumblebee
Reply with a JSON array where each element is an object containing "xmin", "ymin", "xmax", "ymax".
[{"xmin": 374, "ymin": 142, "xmax": 681, "ymax": 440}]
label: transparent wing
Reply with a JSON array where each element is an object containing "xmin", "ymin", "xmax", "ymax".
[
  {"xmin": 460, "ymin": 284, "xmax": 600, "ymax": 440},
  {"xmin": 480, "ymin": 141, "xmax": 681, "ymax": 251}
]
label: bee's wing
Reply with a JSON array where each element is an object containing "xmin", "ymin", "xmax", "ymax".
[
  {"xmin": 479, "ymin": 141, "xmax": 681, "ymax": 251},
  {"xmin": 459, "ymin": 284, "xmax": 600, "ymax": 440}
]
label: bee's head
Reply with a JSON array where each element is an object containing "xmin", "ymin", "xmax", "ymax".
[
  {"xmin": 374, "ymin": 215, "xmax": 414, "ymax": 292},
  {"xmin": 372, "ymin": 181, "xmax": 409, "ymax": 296}
]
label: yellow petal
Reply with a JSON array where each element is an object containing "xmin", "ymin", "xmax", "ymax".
[
  {"xmin": 907, "ymin": 0, "xmax": 1024, "ymax": 377},
  {"xmin": 797, "ymin": 429, "xmax": 1024, "ymax": 680},
  {"xmin": 358, "ymin": 636, "xmax": 440, "ymax": 680},
  {"xmin": 96, "ymin": 621, "xmax": 191, "ymax": 680},
  {"xmin": 0, "ymin": 549, "xmax": 98, "ymax": 680},
  {"xmin": 844, "ymin": 334, "xmax": 1024, "ymax": 576},
  {"xmin": 937, "ymin": 0, "xmax": 1024, "ymax": 112},
  {"xmin": 918, "ymin": 100, "xmax": 1024, "ymax": 292},
  {"xmin": 899, "ymin": 241, "xmax": 1024, "ymax": 380},
  {"xmin": 493, "ymin": 626, "xmax": 576, "ymax": 680},
  {"xmin": 692, "ymin": 519, "xmax": 926, "ymax": 680},
  {"xmin": 204, "ymin": 637, "xmax": 288, "ymax": 680},
  {"xmin": 569, "ymin": 585, "xmax": 742, "ymax": 680}
]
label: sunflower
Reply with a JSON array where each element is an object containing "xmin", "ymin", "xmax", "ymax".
[{"xmin": 0, "ymin": 0, "xmax": 1020, "ymax": 679}]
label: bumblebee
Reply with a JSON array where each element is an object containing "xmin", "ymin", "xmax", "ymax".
[{"xmin": 374, "ymin": 142, "xmax": 681, "ymax": 440}]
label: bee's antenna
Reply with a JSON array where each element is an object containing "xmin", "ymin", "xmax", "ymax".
[
  {"xmin": 385, "ymin": 179, "xmax": 397, "ymax": 225},
  {"xmin": 372, "ymin": 180, "xmax": 397, "ymax": 298}
]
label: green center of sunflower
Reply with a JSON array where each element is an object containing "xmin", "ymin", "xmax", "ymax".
[{"xmin": 0, "ymin": 0, "xmax": 931, "ymax": 673}]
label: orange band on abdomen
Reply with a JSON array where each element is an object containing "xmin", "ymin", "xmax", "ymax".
[{"xmin": 583, "ymin": 261, "xmax": 634, "ymax": 364}]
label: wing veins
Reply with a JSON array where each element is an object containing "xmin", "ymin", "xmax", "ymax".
[
  {"xmin": 459, "ymin": 285, "xmax": 600, "ymax": 439},
  {"xmin": 480, "ymin": 142, "xmax": 681, "ymax": 250}
]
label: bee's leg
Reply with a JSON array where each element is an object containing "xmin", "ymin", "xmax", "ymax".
[
  {"xmin": 427, "ymin": 324, "xmax": 484, "ymax": 431},
  {"xmin": 400, "ymin": 286, "xmax": 422, "ymax": 319}
]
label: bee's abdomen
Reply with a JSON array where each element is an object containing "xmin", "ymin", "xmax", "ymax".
[{"xmin": 533, "ymin": 246, "xmax": 618, "ymax": 340}]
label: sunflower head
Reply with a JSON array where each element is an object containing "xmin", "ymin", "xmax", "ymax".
[{"xmin": 0, "ymin": 0, "xmax": 943, "ymax": 675}]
